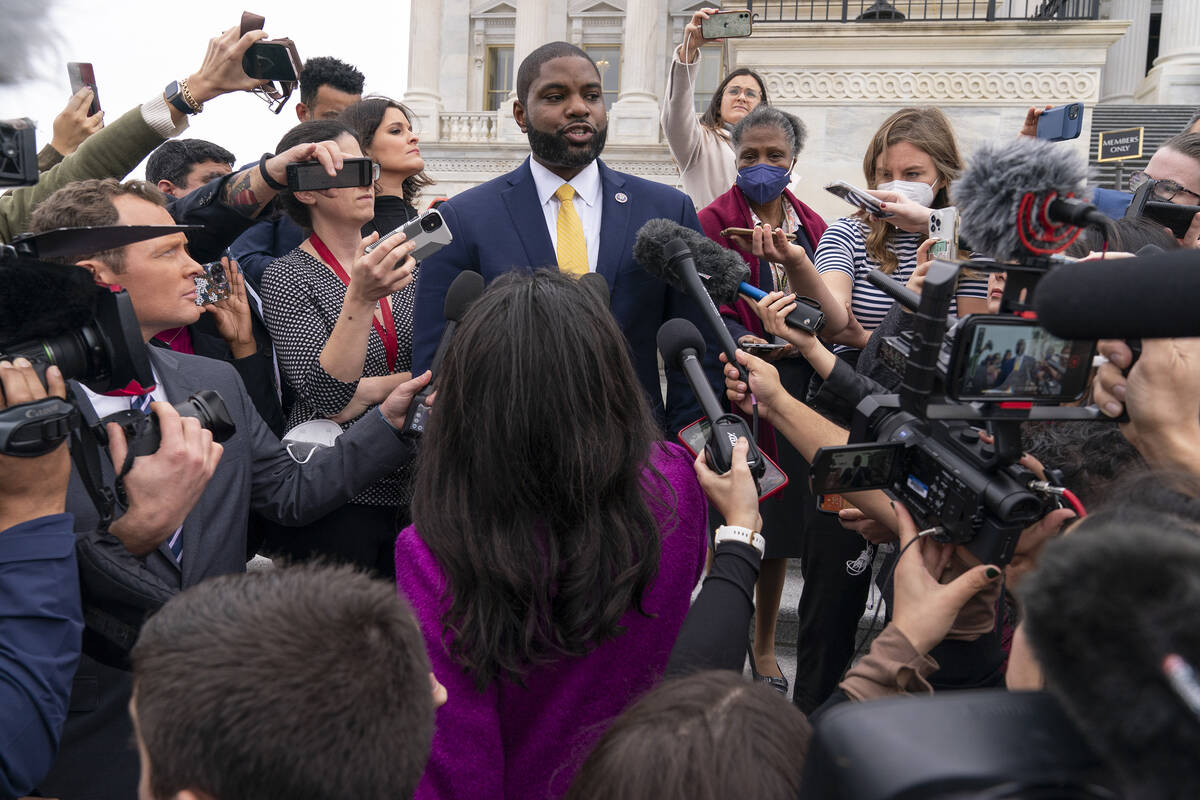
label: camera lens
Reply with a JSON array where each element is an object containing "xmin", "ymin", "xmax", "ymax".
[
  {"xmin": 421, "ymin": 214, "xmax": 442, "ymax": 233},
  {"xmin": 178, "ymin": 389, "xmax": 236, "ymax": 443},
  {"xmin": 1068, "ymin": 105, "xmax": 1079, "ymax": 120}
]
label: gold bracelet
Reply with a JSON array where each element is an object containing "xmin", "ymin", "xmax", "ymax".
[{"xmin": 179, "ymin": 78, "xmax": 204, "ymax": 114}]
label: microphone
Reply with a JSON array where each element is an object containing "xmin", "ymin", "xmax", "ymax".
[
  {"xmin": 635, "ymin": 218, "xmax": 825, "ymax": 336},
  {"xmin": 953, "ymin": 138, "xmax": 1106, "ymax": 262},
  {"xmin": 403, "ymin": 270, "xmax": 485, "ymax": 435},
  {"xmin": 657, "ymin": 317, "xmax": 764, "ymax": 477},
  {"xmin": 1034, "ymin": 248, "xmax": 1200, "ymax": 339}
]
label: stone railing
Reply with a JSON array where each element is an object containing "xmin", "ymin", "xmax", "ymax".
[{"xmin": 438, "ymin": 111, "xmax": 499, "ymax": 143}]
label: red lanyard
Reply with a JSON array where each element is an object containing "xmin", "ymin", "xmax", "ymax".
[{"xmin": 310, "ymin": 233, "xmax": 399, "ymax": 373}]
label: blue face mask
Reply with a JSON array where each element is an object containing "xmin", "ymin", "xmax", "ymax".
[{"xmin": 736, "ymin": 163, "xmax": 792, "ymax": 205}]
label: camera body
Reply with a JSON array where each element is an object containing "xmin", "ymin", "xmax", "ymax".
[{"xmin": 99, "ymin": 390, "xmax": 236, "ymax": 458}]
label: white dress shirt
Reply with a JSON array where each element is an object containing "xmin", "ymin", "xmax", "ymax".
[
  {"xmin": 529, "ymin": 157, "xmax": 602, "ymax": 272},
  {"xmin": 77, "ymin": 367, "xmax": 167, "ymax": 418}
]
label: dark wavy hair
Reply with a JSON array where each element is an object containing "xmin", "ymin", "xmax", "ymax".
[
  {"xmin": 699, "ymin": 68, "xmax": 769, "ymax": 131},
  {"xmin": 565, "ymin": 671, "xmax": 811, "ymax": 800},
  {"xmin": 411, "ymin": 270, "xmax": 670, "ymax": 689},
  {"xmin": 339, "ymin": 97, "xmax": 435, "ymax": 207},
  {"xmin": 274, "ymin": 120, "xmax": 359, "ymax": 231}
]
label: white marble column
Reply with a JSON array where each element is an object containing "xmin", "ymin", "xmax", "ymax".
[
  {"xmin": 1135, "ymin": 0, "xmax": 1200, "ymax": 104},
  {"xmin": 403, "ymin": 0, "xmax": 444, "ymax": 138},
  {"xmin": 1099, "ymin": 0, "xmax": 1149, "ymax": 103},
  {"xmin": 499, "ymin": 0, "xmax": 551, "ymax": 141},
  {"xmin": 609, "ymin": 0, "xmax": 663, "ymax": 143}
]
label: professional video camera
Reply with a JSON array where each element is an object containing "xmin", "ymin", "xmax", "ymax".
[
  {"xmin": 0, "ymin": 117, "xmax": 39, "ymax": 188},
  {"xmin": 0, "ymin": 227, "xmax": 235, "ymax": 528},
  {"xmin": 810, "ymin": 138, "xmax": 1110, "ymax": 567}
]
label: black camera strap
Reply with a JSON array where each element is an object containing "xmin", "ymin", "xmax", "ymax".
[{"xmin": 67, "ymin": 387, "xmax": 117, "ymax": 531}]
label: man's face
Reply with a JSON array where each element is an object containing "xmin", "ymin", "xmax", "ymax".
[
  {"xmin": 84, "ymin": 196, "xmax": 204, "ymax": 341},
  {"xmin": 298, "ymin": 85, "xmax": 361, "ymax": 121},
  {"xmin": 513, "ymin": 55, "xmax": 607, "ymax": 179},
  {"xmin": 161, "ymin": 160, "xmax": 233, "ymax": 199}
]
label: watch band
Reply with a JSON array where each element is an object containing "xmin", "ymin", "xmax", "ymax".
[
  {"xmin": 164, "ymin": 80, "xmax": 201, "ymax": 115},
  {"xmin": 714, "ymin": 524, "xmax": 765, "ymax": 558},
  {"xmin": 258, "ymin": 154, "xmax": 287, "ymax": 190}
]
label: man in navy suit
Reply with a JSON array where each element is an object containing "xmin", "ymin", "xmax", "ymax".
[{"xmin": 413, "ymin": 41, "xmax": 720, "ymax": 435}]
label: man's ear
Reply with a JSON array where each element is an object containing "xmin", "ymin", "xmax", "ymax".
[
  {"xmin": 156, "ymin": 180, "xmax": 180, "ymax": 198},
  {"xmin": 295, "ymin": 102, "xmax": 309, "ymax": 122},
  {"xmin": 512, "ymin": 99, "xmax": 527, "ymax": 133},
  {"xmin": 77, "ymin": 257, "xmax": 118, "ymax": 288}
]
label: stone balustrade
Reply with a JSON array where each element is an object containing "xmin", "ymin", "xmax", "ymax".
[{"xmin": 439, "ymin": 112, "xmax": 500, "ymax": 143}]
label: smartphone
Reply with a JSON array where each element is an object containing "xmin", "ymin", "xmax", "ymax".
[
  {"xmin": 825, "ymin": 181, "xmax": 892, "ymax": 218},
  {"xmin": 194, "ymin": 261, "xmax": 231, "ymax": 306},
  {"xmin": 678, "ymin": 418, "xmax": 788, "ymax": 501},
  {"xmin": 286, "ymin": 158, "xmax": 376, "ymax": 191},
  {"xmin": 363, "ymin": 209, "xmax": 453, "ymax": 261},
  {"xmin": 928, "ymin": 207, "xmax": 959, "ymax": 260},
  {"xmin": 701, "ymin": 9, "xmax": 752, "ymax": 39},
  {"xmin": 816, "ymin": 493, "xmax": 849, "ymax": 515},
  {"xmin": 1036, "ymin": 102, "xmax": 1084, "ymax": 142},
  {"xmin": 810, "ymin": 442, "xmax": 905, "ymax": 495},
  {"xmin": 720, "ymin": 226, "xmax": 797, "ymax": 241},
  {"xmin": 242, "ymin": 41, "xmax": 300, "ymax": 82},
  {"xmin": 742, "ymin": 342, "xmax": 788, "ymax": 356},
  {"xmin": 947, "ymin": 315, "xmax": 1095, "ymax": 403},
  {"xmin": 66, "ymin": 62, "xmax": 101, "ymax": 115},
  {"xmin": 1126, "ymin": 180, "xmax": 1200, "ymax": 239}
]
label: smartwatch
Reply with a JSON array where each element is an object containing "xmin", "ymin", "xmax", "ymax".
[
  {"xmin": 164, "ymin": 80, "xmax": 201, "ymax": 115},
  {"xmin": 714, "ymin": 524, "xmax": 765, "ymax": 558}
]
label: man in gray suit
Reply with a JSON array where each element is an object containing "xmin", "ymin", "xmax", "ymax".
[
  {"xmin": 996, "ymin": 339, "xmax": 1037, "ymax": 394},
  {"xmin": 29, "ymin": 177, "xmax": 427, "ymax": 798}
]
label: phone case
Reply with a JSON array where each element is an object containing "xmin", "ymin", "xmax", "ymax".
[
  {"xmin": 1036, "ymin": 104, "xmax": 1083, "ymax": 142},
  {"xmin": 678, "ymin": 418, "xmax": 789, "ymax": 502},
  {"xmin": 702, "ymin": 10, "xmax": 752, "ymax": 38}
]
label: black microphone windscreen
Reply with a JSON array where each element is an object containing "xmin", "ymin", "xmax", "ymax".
[
  {"xmin": 656, "ymin": 316, "xmax": 707, "ymax": 365},
  {"xmin": 0, "ymin": 257, "xmax": 99, "ymax": 343},
  {"xmin": 953, "ymin": 138, "xmax": 1089, "ymax": 262},
  {"xmin": 634, "ymin": 217, "xmax": 751, "ymax": 304},
  {"xmin": 443, "ymin": 270, "xmax": 485, "ymax": 322},
  {"xmin": 1035, "ymin": 249, "xmax": 1200, "ymax": 339}
]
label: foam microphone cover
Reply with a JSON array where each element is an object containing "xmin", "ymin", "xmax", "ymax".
[
  {"xmin": 442, "ymin": 270, "xmax": 485, "ymax": 323},
  {"xmin": 953, "ymin": 138, "xmax": 1089, "ymax": 262},
  {"xmin": 1035, "ymin": 248, "xmax": 1200, "ymax": 339},
  {"xmin": 633, "ymin": 218, "xmax": 750, "ymax": 303},
  {"xmin": 656, "ymin": 316, "xmax": 708, "ymax": 365},
  {"xmin": 0, "ymin": 257, "xmax": 99, "ymax": 343}
]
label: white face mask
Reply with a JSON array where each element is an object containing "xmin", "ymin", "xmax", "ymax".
[{"xmin": 876, "ymin": 179, "xmax": 937, "ymax": 208}]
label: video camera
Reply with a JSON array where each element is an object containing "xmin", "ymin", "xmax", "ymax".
[
  {"xmin": 0, "ymin": 230, "xmax": 235, "ymax": 528},
  {"xmin": 810, "ymin": 258, "xmax": 1099, "ymax": 567}
]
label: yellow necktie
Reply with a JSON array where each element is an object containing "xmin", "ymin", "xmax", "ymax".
[{"xmin": 554, "ymin": 184, "xmax": 588, "ymax": 277}]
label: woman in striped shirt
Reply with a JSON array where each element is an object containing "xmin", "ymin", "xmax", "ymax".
[{"xmin": 746, "ymin": 107, "xmax": 988, "ymax": 351}]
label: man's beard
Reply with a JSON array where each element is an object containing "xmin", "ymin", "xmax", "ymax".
[{"xmin": 526, "ymin": 122, "xmax": 607, "ymax": 170}]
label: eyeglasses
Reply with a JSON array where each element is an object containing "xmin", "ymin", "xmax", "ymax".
[
  {"xmin": 725, "ymin": 85, "xmax": 760, "ymax": 101},
  {"xmin": 1128, "ymin": 171, "xmax": 1200, "ymax": 204}
]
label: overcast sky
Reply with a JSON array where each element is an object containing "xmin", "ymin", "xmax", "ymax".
[{"xmin": 0, "ymin": 0, "xmax": 412, "ymax": 178}]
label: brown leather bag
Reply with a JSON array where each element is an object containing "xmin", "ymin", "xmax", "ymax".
[{"xmin": 239, "ymin": 11, "xmax": 301, "ymax": 114}]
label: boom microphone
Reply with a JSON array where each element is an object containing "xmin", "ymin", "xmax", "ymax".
[
  {"xmin": 1035, "ymin": 248, "xmax": 1200, "ymax": 339},
  {"xmin": 635, "ymin": 218, "xmax": 825, "ymax": 338},
  {"xmin": 657, "ymin": 317, "xmax": 764, "ymax": 477},
  {"xmin": 403, "ymin": 270, "xmax": 484, "ymax": 435},
  {"xmin": 953, "ymin": 138, "xmax": 1105, "ymax": 261}
]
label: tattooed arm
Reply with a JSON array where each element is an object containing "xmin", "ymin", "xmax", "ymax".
[{"xmin": 218, "ymin": 139, "xmax": 348, "ymax": 219}]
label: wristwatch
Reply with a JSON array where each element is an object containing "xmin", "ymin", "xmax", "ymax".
[
  {"xmin": 164, "ymin": 80, "xmax": 202, "ymax": 115},
  {"xmin": 714, "ymin": 524, "xmax": 765, "ymax": 557}
]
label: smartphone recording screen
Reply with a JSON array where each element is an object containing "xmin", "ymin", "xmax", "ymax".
[
  {"xmin": 810, "ymin": 443, "xmax": 902, "ymax": 494},
  {"xmin": 952, "ymin": 319, "xmax": 1094, "ymax": 402}
]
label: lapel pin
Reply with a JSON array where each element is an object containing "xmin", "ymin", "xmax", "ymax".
[{"xmin": 614, "ymin": 192, "xmax": 628, "ymax": 204}]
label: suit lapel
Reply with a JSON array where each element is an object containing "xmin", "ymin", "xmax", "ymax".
[
  {"xmin": 501, "ymin": 158, "xmax": 558, "ymax": 271},
  {"xmin": 596, "ymin": 161, "xmax": 630, "ymax": 288}
]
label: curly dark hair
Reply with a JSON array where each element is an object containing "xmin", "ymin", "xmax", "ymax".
[
  {"xmin": 298, "ymin": 56, "xmax": 365, "ymax": 106},
  {"xmin": 731, "ymin": 106, "xmax": 807, "ymax": 160},
  {"xmin": 338, "ymin": 97, "xmax": 435, "ymax": 206},
  {"xmin": 145, "ymin": 139, "xmax": 235, "ymax": 188},
  {"xmin": 411, "ymin": 270, "xmax": 671, "ymax": 690},
  {"xmin": 273, "ymin": 120, "xmax": 359, "ymax": 231},
  {"xmin": 1021, "ymin": 420, "xmax": 1146, "ymax": 508}
]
